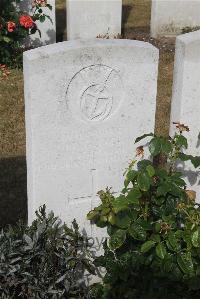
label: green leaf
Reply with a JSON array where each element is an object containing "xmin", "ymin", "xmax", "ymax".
[
  {"xmin": 124, "ymin": 170, "xmax": 138, "ymax": 187},
  {"xmin": 191, "ymin": 156, "xmax": 200, "ymax": 168},
  {"xmin": 177, "ymin": 252, "xmax": 194, "ymax": 275},
  {"xmin": 141, "ymin": 240, "xmax": 156, "ymax": 253},
  {"xmin": 149, "ymin": 137, "xmax": 162, "ymax": 156},
  {"xmin": 100, "ymin": 215, "xmax": 107, "ymax": 222},
  {"xmin": 161, "ymin": 138, "xmax": 173, "ymax": 154},
  {"xmin": 101, "ymin": 207, "xmax": 111, "ymax": 216},
  {"xmin": 137, "ymin": 159, "xmax": 153, "ymax": 170},
  {"xmin": 129, "ymin": 223, "xmax": 146, "ymax": 241},
  {"xmin": 157, "ymin": 182, "xmax": 171, "ymax": 196},
  {"xmin": 135, "ymin": 133, "xmax": 154, "ymax": 143},
  {"xmin": 30, "ymin": 26, "xmax": 37, "ymax": 35},
  {"xmin": 37, "ymin": 28, "xmax": 41, "ymax": 38},
  {"xmin": 150, "ymin": 234, "xmax": 161, "ymax": 243},
  {"xmin": 168, "ymin": 233, "xmax": 179, "ymax": 251},
  {"xmin": 198, "ymin": 132, "xmax": 200, "ymax": 140},
  {"xmin": 155, "ymin": 168, "xmax": 168, "ymax": 179},
  {"xmin": 46, "ymin": 4, "xmax": 53, "ymax": 10},
  {"xmin": 96, "ymin": 220, "xmax": 107, "ymax": 228},
  {"xmin": 183, "ymin": 231, "xmax": 193, "ymax": 248},
  {"xmin": 137, "ymin": 171, "xmax": 151, "ymax": 191},
  {"xmin": 191, "ymin": 229, "xmax": 200, "ymax": 248},
  {"xmin": 178, "ymin": 153, "xmax": 192, "ymax": 162},
  {"xmin": 146, "ymin": 165, "xmax": 155, "ymax": 177},
  {"xmin": 156, "ymin": 243, "xmax": 167, "ymax": 259},
  {"xmin": 137, "ymin": 219, "xmax": 152, "ymax": 231},
  {"xmin": 175, "ymin": 135, "xmax": 188, "ymax": 149},
  {"xmin": 3, "ymin": 36, "xmax": 12, "ymax": 43},
  {"xmin": 39, "ymin": 15, "xmax": 46, "ymax": 22},
  {"xmin": 115, "ymin": 212, "xmax": 131, "ymax": 229},
  {"xmin": 155, "ymin": 223, "xmax": 161, "ymax": 233},
  {"xmin": 109, "ymin": 229, "xmax": 126, "ymax": 250},
  {"xmin": 170, "ymin": 175, "xmax": 186, "ymax": 187},
  {"xmin": 113, "ymin": 196, "xmax": 129, "ymax": 213},
  {"xmin": 163, "ymin": 256, "xmax": 174, "ymax": 273},
  {"xmin": 87, "ymin": 210, "xmax": 99, "ymax": 221},
  {"xmin": 126, "ymin": 187, "xmax": 141, "ymax": 204},
  {"xmin": 108, "ymin": 212, "xmax": 116, "ymax": 225}
]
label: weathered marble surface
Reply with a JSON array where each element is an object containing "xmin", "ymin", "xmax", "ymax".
[
  {"xmin": 24, "ymin": 39, "xmax": 159, "ymax": 233},
  {"xmin": 67, "ymin": 0, "xmax": 122, "ymax": 39}
]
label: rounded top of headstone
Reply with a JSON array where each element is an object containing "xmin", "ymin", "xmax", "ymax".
[{"xmin": 23, "ymin": 39, "xmax": 159, "ymax": 62}]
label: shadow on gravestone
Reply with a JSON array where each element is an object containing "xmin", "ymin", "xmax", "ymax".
[
  {"xmin": 176, "ymin": 162, "xmax": 200, "ymax": 187},
  {"xmin": 56, "ymin": 2, "xmax": 66, "ymax": 42},
  {"xmin": 122, "ymin": 4, "xmax": 133, "ymax": 34},
  {"xmin": 28, "ymin": 28, "xmax": 56, "ymax": 48},
  {"xmin": 0, "ymin": 156, "xmax": 27, "ymax": 228}
]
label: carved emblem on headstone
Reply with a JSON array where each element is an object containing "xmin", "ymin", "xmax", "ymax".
[
  {"xmin": 80, "ymin": 82, "xmax": 113, "ymax": 121},
  {"xmin": 66, "ymin": 64, "xmax": 124, "ymax": 122}
]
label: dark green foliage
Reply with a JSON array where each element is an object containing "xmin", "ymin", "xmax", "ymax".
[
  {"xmin": 0, "ymin": 0, "xmax": 52, "ymax": 67},
  {"xmin": 0, "ymin": 0, "xmax": 24, "ymax": 66},
  {"xmin": 88, "ymin": 126, "xmax": 200, "ymax": 299},
  {"xmin": 0, "ymin": 206, "xmax": 95, "ymax": 298}
]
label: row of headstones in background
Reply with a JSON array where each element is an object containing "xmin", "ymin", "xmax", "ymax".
[
  {"xmin": 170, "ymin": 30, "xmax": 200, "ymax": 198},
  {"xmin": 24, "ymin": 39, "xmax": 159, "ymax": 233},
  {"xmin": 20, "ymin": 0, "xmax": 200, "ymax": 44},
  {"xmin": 19, "ymin": 0, "xmax": 56, "ymax": 47},
  {"xmin": 151, "ymin": 0, "xmax": 200, "ymax": 38},
  {"xmin": 20, "ymin": 0, "xmax": 122, "ymax": 47}
]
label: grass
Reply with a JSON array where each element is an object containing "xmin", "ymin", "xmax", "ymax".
[
  {"xmin": 123, "ymin": 0, "xmax": 151, "ymax": 34},
  {"xmin": 0, "ymin": 0, "xmax": 175, "ymax": 226}
]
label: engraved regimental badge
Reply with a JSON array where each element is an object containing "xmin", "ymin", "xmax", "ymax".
[{"xmin": 66, "ymin": 64, "xmax": 124, "ymax": 122}]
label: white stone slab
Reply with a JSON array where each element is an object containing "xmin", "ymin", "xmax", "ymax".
[
  {"xmin": 151, "ymin": 0, "xmax": 200, "ymax": 38},
  {"xmin": 24, "ymin": 39, "xmax": 158, "ymax": 234},
  {"xmin": 67, "ymin": 0, "xmax": 122, "ymax": 40},
  {"xmin": 170, "ymin": 30, "xmax": 200, "ymax": 199},
  {"xmin": 19, "ymin": 0, "xmax": 56, "ymax": 47}
]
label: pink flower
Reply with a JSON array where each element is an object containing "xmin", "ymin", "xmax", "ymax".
[
  {"xmin": 32, "ymin": 0, "xmax": 47, "ymax": 7},
  {"xmin": 19, "ymin": 15, "xmax": 34, "ymax": 29},
  {"xmin": 7, "ymin": 21, "xmax": 16, "ymax": 32}
]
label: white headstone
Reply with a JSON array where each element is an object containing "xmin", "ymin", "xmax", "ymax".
[
  {"xmin": 24, "ymin": 39, "xmax": 158, "ymax": 234},
  {"xmin": 67, "ymin": 0, "xmax": 122, "ymax": 40},
  {"xmin": 19, "ymin": 0, "xmax": 56, "ymax": 47},
  {"xmin": 170, "ymin": 30, "xmax": 200, "ymax": 199},
  {"xmin": 151, "ymin": 0, "xmax": 200, "ymax": 38}
]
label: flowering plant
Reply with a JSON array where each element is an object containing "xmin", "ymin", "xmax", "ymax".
[
  {"xmin": 0, "ymin": 0, "xmax": 52, "ymax": 67},
  {"xmin": 88, "ymin": 125, "xmax": 200, "ymax": 299}
]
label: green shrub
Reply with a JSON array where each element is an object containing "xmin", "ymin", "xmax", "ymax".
[
  {"xmin": 0, "ymin": 0, "xmax": 52, "ymax": 67},
  {"xmin": 0, "ymin": 205, "xmax": 95, "ymax": 298},
  {"xmin": 87, "ymin": 124, "xmax": 200, "ymax": 299}
]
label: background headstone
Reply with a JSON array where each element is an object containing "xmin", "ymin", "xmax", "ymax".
[
  {"xmin": 19, "ymin": 0, "xmax": 56, "ymax": 47},
  {"xmin": 67, "ymin": 0, "xmax": 122, "ymax": 40},
  {"xmin": 24, "ymin": 39, "xmax": 159, "ymax": 235},
  {"xmin": 170, "ymin": 30, "xmax": 200, "ymax": 200},
  {"xmin": 151, "ymin": 0, "xmax": 200, "ymax": 38}
]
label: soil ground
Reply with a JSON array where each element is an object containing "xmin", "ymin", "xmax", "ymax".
[{"xmin": 0, "ymin": 0, "xmax": 175, "ymax": 226}]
